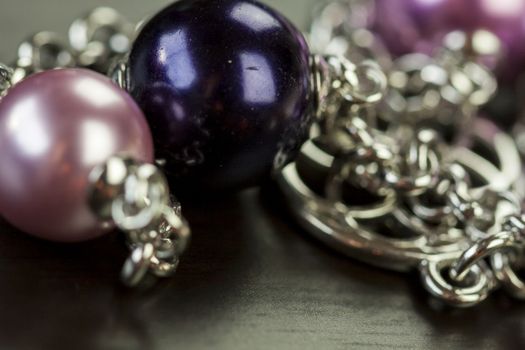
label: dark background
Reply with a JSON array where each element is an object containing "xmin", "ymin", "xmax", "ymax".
[{"xmin": 1, "ymin": 1, "xmax": 525, "ymax": 349}]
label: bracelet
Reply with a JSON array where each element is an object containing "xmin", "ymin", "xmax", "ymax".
[{"xmin": 0, "ymin": 0, "xmax": 524, "ymax": 308}]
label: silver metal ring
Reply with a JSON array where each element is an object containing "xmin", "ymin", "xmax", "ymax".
[
  {"xmin": 419, "ymin": 257, "xmax": 494, "ymax": 307},
  {"xmin": 278, "ymin": 162, "xmax": 465, "ymax": 272},
  {"xmin": 121, "ymin": 243, "xmax": 155, "ymax": 287},
  {"xmin": 449, "ymin": 230, "xmax": 519, "ymax": 283}
]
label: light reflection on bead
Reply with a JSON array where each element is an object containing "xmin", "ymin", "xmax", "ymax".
[
  {"xmin": 129, "ymin": 0, "xmax": 312, "ymax": 192},
  {"xmin": 0, "ymin": 69, "xmax": 154, "ymax": 242}
]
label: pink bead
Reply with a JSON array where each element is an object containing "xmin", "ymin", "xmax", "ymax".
[{"xmin": 0, "ymin": 69, "xmax": 154, "ymax": 242}]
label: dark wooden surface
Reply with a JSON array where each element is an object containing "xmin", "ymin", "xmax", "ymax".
[{"xmin": 1, "ymin": 1, "xmax": 525, "ymax": 349}]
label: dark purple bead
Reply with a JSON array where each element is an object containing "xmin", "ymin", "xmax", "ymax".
[{"xmin": 129, "ymin": 0, "xmax": 312, "ymax": 192}]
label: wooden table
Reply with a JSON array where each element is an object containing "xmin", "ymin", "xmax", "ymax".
[{"xmin": 0, "ymin": 1, "xmax": 523, "ymax": 349}]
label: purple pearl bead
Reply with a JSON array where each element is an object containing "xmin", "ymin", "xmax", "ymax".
[
  {"xmin": 372, "ymin": 0, "xmax": 525, "ymax": 83},
  {"xmin": 0, "ymin": 69, "xmax": 154, "ymax": 242},
  {"xmin": 129, "ymin": 0, "xmax": 312, "ymax": 192}
]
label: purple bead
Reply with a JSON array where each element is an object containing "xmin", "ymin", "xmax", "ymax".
[
  {"xmin": 0, "ymin": 69, "xmax": 154, "ymax": 242},
  {"xmin": 129, "ymin": 0, "xmax": 312, "ymax": 192},
  {"xmin": 371, "ymin": 0, "xmax": 525, "ymax": 83}
]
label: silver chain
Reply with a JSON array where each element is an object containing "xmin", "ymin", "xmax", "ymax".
[
  {"xmin": 278, "ymin": 0, "xmax": 525, "ymax": 307},
  {"xmin": 88, "ymin": 156, "xmax": 190, "ymax": 287},
  {"xmin": 0, "ymin": 63, "xmax": 13, "ymax": 97},
  {"xmin": 1, "ymin": 6, "xmax": 135, "ymax": 87}
]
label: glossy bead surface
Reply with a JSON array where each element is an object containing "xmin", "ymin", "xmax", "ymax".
[
  {"xmin": 371, "ymin": 0, "xmax": 525, "ymax": 82},
  {"xmin": 0, "ymin": 69, "xmax": 154, "ymax": 242},
  {"xmin": 129, "ymin": 0, "xmax": 312, "ymax": 192}
]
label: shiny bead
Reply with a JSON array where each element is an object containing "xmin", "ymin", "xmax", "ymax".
[
  {"xmin": 0, "ymin": 69, "xmax": 154, "ymax": 242},
  {"xmin": 371, "ymin": 0, "xmax": 525, "ymax": 83},
  {"xmin": 128, "ymin": 0, "xmax": 312, "ymax": 192}
]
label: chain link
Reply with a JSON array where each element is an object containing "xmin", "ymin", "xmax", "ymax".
[
  {"xmin": 0, "ymin": 63, "xmax": 12, "ymax": 97},
  {"xmin": 89, "ymin": 156, "xmax": 190, "ymax": 287},
  {"xmin": 0, "ymin": 6, "xmax": 135, "ymax": 89},
  {"xmin": 69, "ymin": 7, "xmax": 135, "ymax": 72},
  {"xmin": 275, "ymin": 0, "xmax": 525, "ymax": 307},
  {"xmin": 307, "ymin": 70, "xmax": 524, "ymax": 306}
]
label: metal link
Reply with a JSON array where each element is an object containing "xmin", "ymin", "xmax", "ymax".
[
  {"xmin": 420, "ymin": 257, "xmax": 495, "ymax": 307},
  {"xmin": 0, "ymin": 63, "xmax": 13, "ymax": 97},
  {"xmin": 8, "ymin": 7, "xmax": 135, "ymax": 83},
  {"xmin": 311, "ymin": 54, "xmax": 386, "ymax": 128},
  {"xmin": 11, "ymin": 31, "xmax": 75, "ymax": 83},
  {"xmin": 276, "ymin": 0, "xmax": 525, "ymax": 307},
  {"xmin": 108, "ymin": 56, "xmax": 130, "ymax": 90},
  {"xmin": 69, "ymin": 7, "xmax": 135, "ymax": 72},
  {"xmin": 449, "ymin": 229, "xmax": 522, "ymax": 283},
  {"xmin": 89, "ymin": 156, "xmax": 190, "ymax": 287},
  {"xmin": 489, "ymin": 216, "xmax": 525, "ymax": 298},
  {"xmin": 492, "ymin": 252, "xmax": 525, "ymax": 299},
  {"xmin": 384, "ymin": 56, "xmax": 496, "ymax": 133},
  {"xmin": 385, "ymin": 129, "xmax": 442, "ymax": 196},
  {"xmin": 309, "ymin": 0, "xmax": 391, "ymax": 69}
]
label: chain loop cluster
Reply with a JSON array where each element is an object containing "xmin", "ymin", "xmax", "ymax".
[
  {"xmin": 1, "ymin": 7, "xmax": 134, "ymax": 87},
  {"xmin": 301, "ymin": 51, "xmax": 525, "ymax": 305},
  {"xmin": 89, "ymin": 156, "xmax": 190, "ymax": 287},
  {"xmin": 0, "ymin": 63, "xmax": 12, "ymax": 97},
  {"xmin": 278, "ymin": 0, "xmax": 525, "ymax": 306}
]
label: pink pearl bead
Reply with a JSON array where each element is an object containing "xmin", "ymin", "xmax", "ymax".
[{"xmin": 0, "ymin": 69, "xmax": 154, "ymax": 242}]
